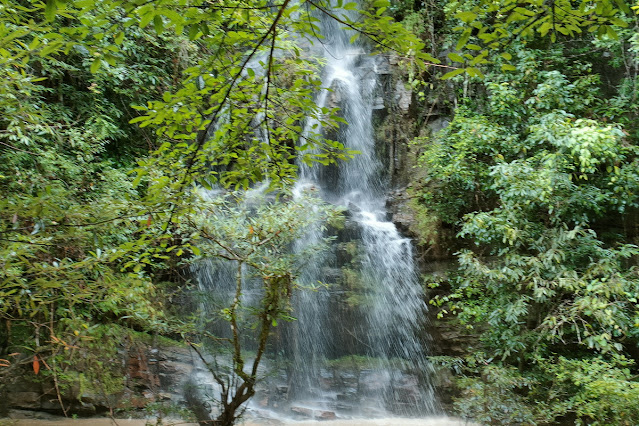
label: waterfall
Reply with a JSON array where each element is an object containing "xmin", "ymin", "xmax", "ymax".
[
  {"xmin": 277, "ymin": 1, "xmax": 440, "ymax": 418},
  {"xmin": 191, "ymin": 1, "xmax": 440, "ymax": 421}
]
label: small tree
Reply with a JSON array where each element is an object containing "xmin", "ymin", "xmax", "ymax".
[{"xmin": 185, "ymin": 189, "xmax": 338, "ymax": 425}]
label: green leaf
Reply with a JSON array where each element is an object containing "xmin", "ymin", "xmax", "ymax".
[
  {"xmin": 44, "ymin": 0, "xmax": 57, "ymax": 21},
  {"xmin": 153, "ymin": 15, "xmax": 164, "ymax": 34},
  {"xmin": 539, "ymin": 21, "xmax": 552, "ymax": 36},
  {"xmin": 39, "ymin": 43, "xmax": 60, "ymax": 57},
  {"xmin": 456, "ymin": 11, "xmax": 477, "ymax": 23},
  {"xmin": 90, "ymin": 59, "xmax": 102, "ymax": 74},
  {"xmin": 465, "ymin": 67, "xmax": 483, "ymax": 78},
  {"xmin": 447, "ymin": 52, "xmax": 465, "ymax": 63},
  {"xmin": 139, "ymin": 11, "xmax": 154, "ymax": 29},
  {"xmin": 456, "ymin": 30, "xmax": 471, "ymax": 51},
  {"xmin": 440, "ymin": 68, "xmax": 465, "ymax": 79},
  {"xmin": 103, "ymin": 53, "xmax": 117, "ymax": 66},
  {"xmin": 188, "ymin": 25, "xmax": 200, "ymax": 40},
  {"xmin": 513, "ymin": 7, "xmax": 536, "ymax": 17},
  {"xmin": 114, "ymin": 31, "xmax": 125, "ymax": 45}
]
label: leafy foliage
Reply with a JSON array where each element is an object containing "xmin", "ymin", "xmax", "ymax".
[
  {"xmin": 443, "ymin": 0, "xmax": 633, "ymax": 77},
  {"xmin": 412, "ymin": 9, "xmax": 639, "ymax": 421}
]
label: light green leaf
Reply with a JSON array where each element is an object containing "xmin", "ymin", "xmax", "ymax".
[
  {"xmin": 114, "ymin": 31, "xmax": 125, "ymax": 45},
  {"xmin": 139, "ymin": 12, "xmax": 154, "ymax": 29},
  {"xmin": 90, "ymin": 59, "xmax": 102, "ymax": 73},
  {"xmin": 456, "ymin": 11, "xmax": 477, "ymax": 23},
  {"xmin": 447, "ymin": 52, "xmax": 465, "ymax": 63},
  {"xmin": 465, "ymin": 67, "xmax": 483, "ymax": 78},
  {"xmin": 440, "ymin": 68, "xmax": 465, "ymax": 79},
  {"xmin": 44, "ymin": 0, "xmax": 57, "ymax": 21},
  {"xmin": 153, "ymin": 15, "xmax": 164, "ymax": 34},
  {"xmin": 456, "ymin": 30, "xmax": 471, "ymax": 51}
]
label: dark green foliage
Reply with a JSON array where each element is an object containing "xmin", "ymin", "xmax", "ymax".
[
  {"xmin": 0, "ymin": 3, "xmax": 183, "ymax": 408},
  {"xmin": 409, "ymin": 3, "xmax": 639, "ymax": 421}
]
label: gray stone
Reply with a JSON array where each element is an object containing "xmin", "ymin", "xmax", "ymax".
[
  {"xmin": 374, "ymin": 55, "xmax": 391, "ymax": 75},
  {"xmin": 394, "ymin": 80, "xmax": 412, "ymax": 113},
  {"xmin": 7, "ymin": 409, "xmax": 58, "ymax": 420},
  {"xmin": 290, "ymin": 405, "xmax": 313, "ymax": 417},
  {"xmin": 7, "ymin": 392, "xmax": 40, "ymax": 409},
  {"xmin": 316, "ymin": 410, "xmax": 337, "ymax": 420},
  {"xmin": 372, "ymin": 96, "xmax": 385, "ymax": 110}
]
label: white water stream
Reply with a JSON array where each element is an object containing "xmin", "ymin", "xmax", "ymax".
[
  {"xmin": 267, "ymin": 1, "xmax": 439, "ymax": 420},
  {"xmin": 193, "ymin": 1, "xmax": 441, "ymax": 422}
]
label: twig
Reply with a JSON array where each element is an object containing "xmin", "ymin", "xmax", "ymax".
[{"xmin": 0, "ymin": 140, "xmax": 38, "ymax": 155}]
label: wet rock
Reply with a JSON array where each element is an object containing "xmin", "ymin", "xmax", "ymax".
[
  {"xmin": 372, "ymin": 96, "xmax": 385, "ymax": 110},
  {"xmin": 7, "ymin": 409, "xmax": 59, "ymax": 420},
  {"xmin": 290, "ymin": 406, "xmax": 337, "ymax": 421},
  {"xmin": 335, "ymin": 402, "xmax": 354, "ymax": 412},
  {"xmin": 70, "ymin": 401, "xmax": 98, "ymax": 416},
  {"xmin": 347, "ymin": 201, "xmax": 362, "ymax": 213},
  {"xmin": 8, "ymin": 378, "xmax": 41, "ymax": 393},
  {"xmin": 157, "ymin": 392, "xmax": 172, "ymax": 401},
  {"xmin": 290, "ymin": 405, "xmax": 313, "ymax": 417},
  {"xmin": 39, "ymin": 399, "xmax": 63, "ymax": 412},
  {"xmin": 428, "ymin": 117, "xmax": 451, "ymax": 134},
  {"xmin": 374, "ymin": 55, "xmax": 391, "ymax": 75},
  {"xmin": 316, "ymin": 410, "xmax": 337, "ymax": 420},
  {"xmin": 359, "ymin": 370, "xmax": 390, "ymax": 394},
  {"xmin": 319, "ymin": 369, "xmax": 335, "ymax": 390},
  {"xmin": 336, "ymin": 390, "xmax": 357, "ymax": 402},
  {"xmin": 142, "ymin": 390, "xmax": 156, "ymax": 401},
  {"xmin": 7, "ymin": 392, "xmax": 40, "ymax": 410},
  {"xmin": 395, "ymin": 80, "xmax": 412, "ymax": 113}
]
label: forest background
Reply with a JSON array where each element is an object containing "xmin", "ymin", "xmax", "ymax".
[{"xmin": 1, "ymin": 0, "xmax": 639, "ymax": 424}]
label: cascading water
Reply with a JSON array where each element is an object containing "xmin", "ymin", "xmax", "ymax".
[
  {"xmin": 271, "ymin": 2, "xmax": 440, "ymax": 419},
  {"xmin": 192, "ymin": 1, "xmax": 441, "ymax": 421}
]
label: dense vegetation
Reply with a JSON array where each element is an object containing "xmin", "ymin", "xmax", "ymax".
[
  {"xmin": 404, "ymin": 0, "xmax": 639, "ymax": 423},
  {"xmin": 1, "ymin": 0, "xmax": 638, "ymax": 424}
]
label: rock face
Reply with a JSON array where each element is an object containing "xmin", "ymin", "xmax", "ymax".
[
  {"xmin": 251, "ymin": 365, "xmax": 427, "ymax": 420},
  {"xmin": 2, "ymin": 343, "xmax": 195, "ymax": 417}
]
